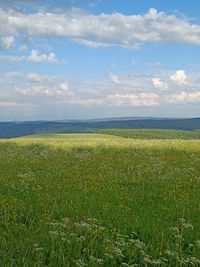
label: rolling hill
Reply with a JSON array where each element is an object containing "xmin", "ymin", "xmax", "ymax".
[{"xmin": 1, "ymin": 117, "xmax": 200, "ymax": 138}]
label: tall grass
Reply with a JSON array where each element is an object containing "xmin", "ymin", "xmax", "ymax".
[{"xmin": 0, "ymin": 134, "xmax": 200, "ymax": 266}]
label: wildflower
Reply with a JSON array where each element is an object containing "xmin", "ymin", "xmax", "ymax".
[
  {"xmin": 75, "ymin": 259, "xmax": 87, "ymax": 267},
  {"xmin": 35, "ymin": 247, "xmax": 43, "ymax": 252},
  {"xmin": 89, "ymin": 255, "xmax": 104, "ymax": 265},
  {"xmin": 76, "ymin": 236, "xmax": 86, "ymax": 242},
  {"xmin": 62, "ymin": 217, "xmax": 70, "ymax": 224},
  {"xmin": 33, "ymin": 243, "xmax": 43, "ymax": 252},
  {"xmin": 174, "ymin": 234, "xmax": 185, "ymax": 241},
  {"xmin": 113, "ymin": 247, "xmax": 125, "ymax": 258}
]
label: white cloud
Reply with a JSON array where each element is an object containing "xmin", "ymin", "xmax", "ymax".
[
  {"xmin": 13, "ymin": 73, "xmax": 160, "ymax": 107},
  {"xmin": 59, "ymin": 82, "xmax": 76, "ymax": 96},
  {"xmin": 0, "ymin": 71, "xmax": 23, "ymax": 85},
  {"xmin": 69, "ymin": 98, "xmax": 104, "ymax": 106},
  {"xmin": 170, "ymin": 70, "xmax": 187, "ymax": 86},
  {"xmin": 152, "ymin": 77, "xmax": 168, "ymax": 90},
  {"xmin": 0, "ymin": 36, "xmax": 15, "ymax": 50},
  {"xmin": 59, "ymin": 82, "xmax": 69, "ymax": 92},
  {"xmin": 3, "ymin": 68, "xmax": 200, "ymax": 111},
  {"xmin": 4, "ymin": 71, "xmax": 23, "ymax": 79},
  {"xmin": 15, "ymin": 76, "xmax": 73, "ymax": 97},
  {"xmin": 74, "ymin": 39, "xmax": 111, "ymax": 48},
  {"xmin": 110, "ymin": 73, "xmax": 120, "ymax": 84},
  {"xmin": 166, "ymin": 91, "xmax": 200, "ymax": 103},
  {"xmin": 16, "ymin": 85, "xmax": 54, "ymax": 96},
  {"xmin": 106, "ymin": 93, "xmax": 159, "ymax": 107},
  {"xmin": 27, "ymin": 50, "xmax": 57, "ymax": 63},
  {"xmin": 27, "ymin": 73, "xmax": 44, "ymax": 83},
  {"xmin": 1, "ymin": 8, "xmax": 200, "ymax": 48},
  {"xmin": 0, "ymin": 50, "xmax": 59, "ymax": 63},
  {"xmin": 68, "ymin": 92, "xmax": 159, "ymax": 107}
]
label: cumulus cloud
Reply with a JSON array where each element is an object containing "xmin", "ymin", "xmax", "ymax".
[
  {"xmin": 69, "ymin": 98, "xmax": 104, "ymax": 106},
  {"xmin": 27, "ymin": 73, "xmax": 44, "ymax": 83},
  {"xmin": 16, "ymin": 83, "xmax": 75, "ymax": 97},
  {"xmin": 58, "ymin": 82, "xmax": 75, "ymax": 96},
  {"xmin": 14, "ymin": 74, "xmax": 73, "ymax": 97},
  {"xmin": 166, "ymin": 91, "xmax": 200, "ymax": 103},
  {"xmin": 59, "ymin": 82, "xmax": 69, "ymax": 92},
  {"xmin": 69, "ymin": 93, "xmax": 159, "ymax": 107},
  {"xmin": 27, "ymin": 73, "xmax": 57, "ymax": 85},
  {"xmin": 106, "ymin": 93, "xmax": 159, "ymax": 107},
  {"xmin": 27, "ymin": 50, "xmax": 57, "ymax": 63},
  {"xmin": 0, "ymin": 50, "xmax": 59, "ymax": 63},
  {"xmin": 11, "ymin": 71, "xmax": 160, "ymax": 107},
  {"xmin": 3, "ymin": 69, "xmax": 200, "ymax": 111},
  {"xmin": 152, "ymin": 77, "xmax": 168, "ymax": 90},
  {"xmin": 16, "ymin": 85, "xmax": 54, "ymax": 96},
  {"xmin": 1, "ymin": 8, "xmax": 200, "ymax": 48},
  {"xmin": 110, "ymin": 73, "xmax": 120, "ymax": 84},
  {"xmin": 170, "ymin": 70, "xmax": 187, "ymax": 86},
  {"xmin": 74, "ymin": 39, "xmax": 112, "ymax": 48},
  {"xmin": 0, "ymin": 36, "xmax": 15, "ymax": 50}
]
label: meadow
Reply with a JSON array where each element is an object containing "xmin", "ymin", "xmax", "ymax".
[
  {"xmin": 98, "ymin": 129, "xmax": 200, "ymax": 140},
  {"xmin": 0, "ymin": 132, "xmax": 200, "ymax": 266}
]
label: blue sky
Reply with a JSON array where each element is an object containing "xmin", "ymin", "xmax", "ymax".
[{"xmin": 1, "ymin": 0, "xmax": 200, "ymax": 121}]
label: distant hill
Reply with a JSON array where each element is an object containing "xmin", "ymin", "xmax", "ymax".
[
  {"xmin": 1, "ymin": 117, "xmax": 200, "ymax": 138},
  {"xmin": 98, "ymin": 128, "xmax": 200, "ymax": 140}
]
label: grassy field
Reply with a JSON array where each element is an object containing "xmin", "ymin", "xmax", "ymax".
[
  {"xmin": 98, "ymin": 129, "xmax": 200, "ymax": 140},
  {"xmin": 1, "ymin": 133, "xmax": 200, "ymax": 266}
]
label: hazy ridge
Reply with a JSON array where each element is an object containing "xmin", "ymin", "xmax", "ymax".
[{"xmin": 1, "ymin": 117, "xmax": 200, "ymax": 138}]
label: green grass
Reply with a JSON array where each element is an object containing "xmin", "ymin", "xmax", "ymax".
[
  {"xmin": 98, "ymin": 128, "xmax": 200, "ymax": 140},
  {"xmin": 0, "ymin": 133, "xmax": 200, "ymax": 266}
]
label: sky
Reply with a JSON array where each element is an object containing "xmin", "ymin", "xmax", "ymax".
[{"xmin": 1, "ymin": 0, "xmax": 200, "ymax": 121}]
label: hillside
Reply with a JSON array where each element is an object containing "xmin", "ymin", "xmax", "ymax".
[
  {"xmin": 98, "ymin": 128, "xmax": 200, "ymax": 139},
  {"xmin": 1, "ymin": 117, "xmax": 200, "ymax": 138}
]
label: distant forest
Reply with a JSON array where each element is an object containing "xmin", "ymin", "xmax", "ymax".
[{"xmin": 1, "ymin": 117, "xmax": 200, "ymax": 138}]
